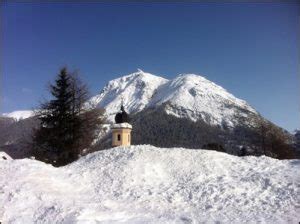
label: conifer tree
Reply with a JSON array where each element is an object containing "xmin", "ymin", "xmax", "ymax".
[{"xmin": 33, "ymin": 67, "xmax": 103, "ymax": 166}]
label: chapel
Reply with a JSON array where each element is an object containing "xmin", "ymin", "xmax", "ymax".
[{"xmin": 111, "ymin": 105, "xmax": 132, "ymax": 147}]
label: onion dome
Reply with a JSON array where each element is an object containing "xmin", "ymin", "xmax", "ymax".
[{"xmin": 115, "ymin": 105, "xmax": 130, "ymax": 124}]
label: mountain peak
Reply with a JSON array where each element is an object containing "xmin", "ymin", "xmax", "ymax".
[
  {"xmin": 4, "ymin": 71, "xmax": 257, "ymax": 128},
  {"xmin": 89, "ymin": 71, "xmax": 257, "ymax": 127},
  {"xmin": 89, "ymin": 71, "xmax": 168, "ymax": 117},
  {"xmin": 111, "ymin": 70, "xmax": 167, "ymax": 84},
  {"xmin": 137, "ymin": 68, "xmax": 144, "ymax": 73}
]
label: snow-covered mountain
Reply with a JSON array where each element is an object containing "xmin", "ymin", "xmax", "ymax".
[
  {"xmin": 1, "ymin": 145, "xmax": 299, "ymax": 223},
  {"xmin": 88, "ymin": 69, "xmax": 169, "ymax": 118},
  {"xmin": 2, "ymin": 70, "xmax": 257, "ymax": 127},
  {"xmin": 90, "ymin": 70, "xmax": 257, "ymax": 127},
  {"xmin": 2, "ymin": 110, "xmax": 34, "ymax": 121}
]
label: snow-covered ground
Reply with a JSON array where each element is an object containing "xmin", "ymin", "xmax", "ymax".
[{"xmin": 1, "ymin": 145, "xmax": 299, "ymax": 223}]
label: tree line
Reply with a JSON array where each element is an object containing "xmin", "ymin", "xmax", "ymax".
[{"xmin": 111, "ymin": 104, "xmax": 294, "ymax": 159}]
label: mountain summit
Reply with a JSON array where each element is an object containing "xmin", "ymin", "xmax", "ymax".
[
  {"xmin": 89, "ymin": 70, "xmax": 257, "ymax": 127},
  {"xmin": 89, "ymin": 70, "xmax": 168, "ymax": 118}
]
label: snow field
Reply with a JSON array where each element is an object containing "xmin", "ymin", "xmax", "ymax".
[{"xmin": 1, "ymin": 145, "xmax": 299, "ymax": 223}]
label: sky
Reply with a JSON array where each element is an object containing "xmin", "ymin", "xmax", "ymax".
[{"xmin": 1, "ymin": 2, "xmax": 299, "ymax": 132}]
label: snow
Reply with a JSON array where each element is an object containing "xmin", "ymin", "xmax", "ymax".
[
  {"xmin": 89, "ymin": 70, "xmax": 257, "ymax": 127},
  {"xmin": 88, "ymin": 70, "xmax": 168, "ymax": 121},
  {"xmin": 111, "ymin": 123, "xmax": 132, "ymax": 129},
  {"xmin": 150, "ymin": 74, "xmax": 257, "ymax": 126},
  {"xmin": 0, "ymin": 152, "xmax": 12, "ymax": 161},
  {"xmin": 2, "ymin": 110, "xmax": 34, "ymax": 121},
  {"xmin": 4, "ymin": 70, "xmax": 258, "ymax": 127},
  {"xmin": 1, "ymin": 145, "xmax": 299, "ymax": 223}
]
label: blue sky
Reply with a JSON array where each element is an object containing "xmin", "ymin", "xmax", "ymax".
[{"xmin": 1, "ymin": 2, "xmax": 299, "ymax": 132}]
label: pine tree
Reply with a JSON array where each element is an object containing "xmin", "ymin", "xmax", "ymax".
[{"xmin": 33, "ymin": 67, "xmax": 103, "ymax": 166}]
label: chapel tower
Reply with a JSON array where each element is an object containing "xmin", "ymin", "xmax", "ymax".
[{"xmin": 111, "ymin": 105, "xmax": 132, "ymax": 147}]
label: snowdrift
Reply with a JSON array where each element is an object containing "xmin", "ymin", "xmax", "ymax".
[{"xmin": 1, "ymin": 145, "xmax": 299, "ymax": 223}]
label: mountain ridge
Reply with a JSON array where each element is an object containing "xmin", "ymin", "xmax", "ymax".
[
  {"xmin": 2, "ymin": 70, "xmax": 258, "ymax": 128},
  {"xmin": 2, "ymin": 110, "xmax": 34, "ymax": 121},
  {"xmin": 89, "ymin": 70, "xmax": 257, "ymax": 127}
]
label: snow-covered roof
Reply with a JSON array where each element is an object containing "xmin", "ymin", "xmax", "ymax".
[
  {"xmin": 0, "ymin": 151, "xmax": 12, "ymax": 160},
  {"xmin": 111, "ymin": 122, "xmax": 132, "ymax": 129}
]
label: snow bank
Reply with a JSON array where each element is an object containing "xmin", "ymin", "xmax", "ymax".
[{"xmin": 1, "ymin": 145, "xmax": 299, "ymax": 223}]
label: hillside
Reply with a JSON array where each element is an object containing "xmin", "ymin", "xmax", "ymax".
[
  {"xmin": 0, "ymin": 116, "xmax": 38, "ymax": 159},
  {"xmin": 1, "ymin": 145, "xmax": 299, "ymax": 223}
]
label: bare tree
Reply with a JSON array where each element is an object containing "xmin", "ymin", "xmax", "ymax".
[{"xmin": 249, "ymin": 114, "xmax": 294, "ymax": 159}]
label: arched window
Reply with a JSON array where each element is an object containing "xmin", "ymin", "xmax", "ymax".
[{"xmin": 117, "ymin": 134, "xmax": 121, "ymax": 141}]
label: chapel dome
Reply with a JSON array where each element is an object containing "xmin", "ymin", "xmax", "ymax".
[{"xmin": 115, "ymin": 105, "xmax": 130, "ymax": 124}]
